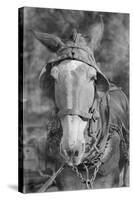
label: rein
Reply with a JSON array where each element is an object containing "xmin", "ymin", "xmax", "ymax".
[{"xmin": 37, "ymin": 163, "xmax": 66, "ymax": 193}]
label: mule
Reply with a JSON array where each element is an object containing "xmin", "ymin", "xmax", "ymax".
[{"xmin": 33, "ymin": 25, "xmax": 129, "ymax": 192}]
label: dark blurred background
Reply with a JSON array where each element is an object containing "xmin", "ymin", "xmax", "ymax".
[{"xmin": 19, "ymin": 7, "xmax": 129, "ymax": 173}]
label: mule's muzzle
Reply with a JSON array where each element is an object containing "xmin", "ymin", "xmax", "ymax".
[{"xmin": 60, "ymin": 142, "xmax": 85, "ymax": 166}]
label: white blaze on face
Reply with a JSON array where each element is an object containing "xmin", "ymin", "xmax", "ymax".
[
  {"xmin": 59, "ymin": 60, "xmax": 83, "ymax": 109},
  {"xmin": 61, "ymin": 115, "xmax": 87, "ymax": 148}
]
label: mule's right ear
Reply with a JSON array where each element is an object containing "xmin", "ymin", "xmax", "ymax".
[
  {"xmin": 89, "ymin": 16, "xmax": 104, "ymax": 51},
  {"xmin": 32, "ymin": 30, "xmax": 64, "ymax": 52}
]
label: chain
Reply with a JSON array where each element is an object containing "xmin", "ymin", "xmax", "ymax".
[
  {"xmin": 71, "ymin": 165, "xmax": 87, "ymax": 184},
  {"xmin": 89, "ymin": 161, "xmax": 102, "ymax": 188},
  {"xmin": 71, "ymin": 159, "xmax": 102, "ymax": 189},
  {"xmin": 45, "ymin": 109, "xmax": 120, "ymax": 190}
]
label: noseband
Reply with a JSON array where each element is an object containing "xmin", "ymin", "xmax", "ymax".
[{"xmin": 57, "ymin": 108, "xmax": 93, "ymax": 119}]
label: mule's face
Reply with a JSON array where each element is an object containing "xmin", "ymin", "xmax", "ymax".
[{"xmin": 51, "ymin": 60, "xmax": 96, "ymax": 166}]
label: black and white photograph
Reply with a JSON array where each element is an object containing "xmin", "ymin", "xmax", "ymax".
[{"xmin": 19, "ymin": 7, "xmax": 129, "ymax": 193}]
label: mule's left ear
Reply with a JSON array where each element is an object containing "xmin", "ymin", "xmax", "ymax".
[
  {"xmin": 33, "ymin": 30, "xmax": 64, "ymax": 52},
  {"xmin": 95, "ymin": 71, "xmax": 110, "ymax": 98},
  {"xmin": 89, "ymin": 17, "xmax": 104, "ymax": 51}
]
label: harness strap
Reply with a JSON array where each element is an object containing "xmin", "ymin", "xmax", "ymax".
[
  {"xmin": 98, "ymin": 93, "xmax": 111, "ymax": 151},
  {"xmin": 58, "ymin": 46, "xmax": 96, "ymax": 64},
  {"xmin": 57, "ymin": 108, "xmax": 93, "ymax": 119},
  {"xmin": 58, "ymin": 46, "xmax": 89, "ymax": 55}
]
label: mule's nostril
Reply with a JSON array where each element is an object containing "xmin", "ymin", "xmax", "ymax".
[
  {"xmin": 74, "ymin": 150, "xmax": 79, "ymax": 157},
  {"xmin": 67, "ymin": 149, "xmax": 79, "ymax": 157},
  {"xmin": 67, "ymin": 150, "xmax": 73, "ymax": 157},
  {"xmin": 82, "ymin": 143, "xmax": 85, "ymax": 151}
]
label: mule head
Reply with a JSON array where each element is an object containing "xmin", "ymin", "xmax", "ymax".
[
  {"xmin": 33, "ymin": 23, "xmax": 109, "ymax": 166},
  {"xmin": 51, "ymin": 60, "xmax": 97, "ymax": 165}
]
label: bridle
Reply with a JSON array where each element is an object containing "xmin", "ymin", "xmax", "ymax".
[
  {"xmin": 38, "ymin": 44, "xmax": 111, "ymax": 191},
  {"xmin": 37, "ymin": 46, "xmax": 128, "ymax": 192},
  {"xmin": 57, "ymin": 95, "xmax": 97, "ymax": 121},
  {"xmin": 37, "ymin": 95, "xmax": 110, "ymax": 193},
  {"xmin": 38, "ymin": 84, "xmax": 111, "ymax": 193},
  {"xmin": 56, "ymin": 67, "xmax": 98, "ymax": 120}
]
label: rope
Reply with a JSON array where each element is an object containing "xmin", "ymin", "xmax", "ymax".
[{"xmin": 37, "ymin": 163, "xmax": 65, "ymax": 193}]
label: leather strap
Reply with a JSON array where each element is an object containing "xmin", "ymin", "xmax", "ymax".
[
  {"xmin": 57, "ymin": 108, "xmax": 93, "ymax": 119},
  {"xmin": 58, "ymin": 46, "xmax": 89, "ymax": 55}
]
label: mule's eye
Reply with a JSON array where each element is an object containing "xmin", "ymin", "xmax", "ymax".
[{"xmin": 51, "ymin": 67, "xmax": 59, "ymax": 80}]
